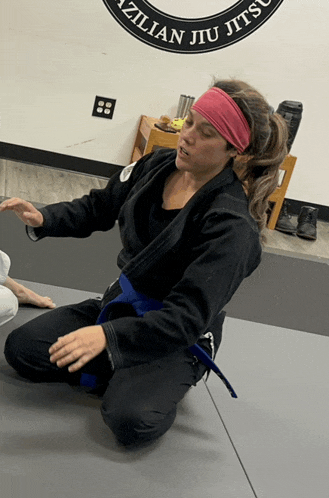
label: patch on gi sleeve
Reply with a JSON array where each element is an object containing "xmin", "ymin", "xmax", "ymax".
[{"xmin": 120, "ymin": 162, "xmax": 136, "ymax": 182}]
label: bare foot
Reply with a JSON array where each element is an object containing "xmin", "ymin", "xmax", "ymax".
[{"xmin": 16, "ymin": 286, "xmax": 56, "ymax": 308}]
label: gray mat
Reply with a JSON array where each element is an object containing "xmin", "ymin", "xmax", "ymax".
[
  {"xmin": 207, "ymin": 317, "xmax": 329, "ymax": 498},
  {"xmin": 0, "ymin": 282, "xmax": 256, "ymax": 498},
  {"xmin": 224, "ymin": 251, "xmax": 329, "ymax": 337},
  {"xmin": 0, "ymin": 211, "xmax": 122, "ymax": 294}
]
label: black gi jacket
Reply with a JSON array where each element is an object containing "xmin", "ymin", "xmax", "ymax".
[{"xmin": 27, "ymin": 149, "xmax": 262, "ymax": 370}]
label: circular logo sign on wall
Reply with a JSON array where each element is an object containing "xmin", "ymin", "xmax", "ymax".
[{"xmin": 102, "ymin": 0, "xmax": 285, "ymax": 54}]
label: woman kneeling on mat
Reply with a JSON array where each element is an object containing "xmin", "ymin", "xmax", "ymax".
[{"xmin": 0, "ymin": 80, "xmax": 288, "ymax": 446}]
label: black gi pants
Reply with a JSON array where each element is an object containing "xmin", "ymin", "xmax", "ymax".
[{"xmin": 4, "ymin": 299, "xmax": 209, "ymax": 446}]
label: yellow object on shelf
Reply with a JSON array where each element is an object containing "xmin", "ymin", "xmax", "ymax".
[{"xmin": 170, "ymin": 118, "xmax": 186, "ymax": 131}]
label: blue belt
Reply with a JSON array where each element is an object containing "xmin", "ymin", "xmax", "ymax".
[{"xmin": 83, "ymin": 273, "xmax": 237, "ymax": 398}]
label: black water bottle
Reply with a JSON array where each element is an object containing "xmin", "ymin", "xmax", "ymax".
[{"xmin": 276, "ymin": 100, "xmax": 303, "ymax": 152}]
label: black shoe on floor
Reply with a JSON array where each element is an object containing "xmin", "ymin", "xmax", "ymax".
[
  {"xmin": 296, "ymin": 206, "xmax": 318, "ymax": 240},
  {"xmin": 275, "ymin": 200, "xmax": 297, "ymax": 235}
]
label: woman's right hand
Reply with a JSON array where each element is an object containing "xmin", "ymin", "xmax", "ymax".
[{"xmin": 0, "ymin": 197, "xmax": 44, "ymax": 227}]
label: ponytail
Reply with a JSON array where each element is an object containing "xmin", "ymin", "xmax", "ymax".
[
  {"xmin": 242, "ymin": 112, "xmax": 288, "ymax": 237},
  {"xmin": 212, "ymin": 79, "xmax": 289, "ymax": 242}
]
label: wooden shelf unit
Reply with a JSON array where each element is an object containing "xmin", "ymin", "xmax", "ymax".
[
  {"xmin": 131, "ymin": 115, "xmax": 179, "ymax": 162},
  {"xmin": 267, "ymin": 154, "xmax": 297, "ymax": 230}
]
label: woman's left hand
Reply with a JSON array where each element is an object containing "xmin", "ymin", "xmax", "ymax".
[{"xmin": 49, "ymin": 326, "xmax": 107, "ymax": 372}]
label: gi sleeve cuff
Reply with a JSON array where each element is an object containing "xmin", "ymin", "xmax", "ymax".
[
  {"xmin": 106, "ymin": 346, "xmax": 115, "ymax": 370},
  {"xmin": 102, "ymin": 322, "xmax": 124, "ymax": 370},
  {"xmin": 26, "ymin": 225, "xmax": 44, "ymax": 241}
]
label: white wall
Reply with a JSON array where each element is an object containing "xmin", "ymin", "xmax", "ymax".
[{"xmin": 0, "ymin": 0, "xmax": 328, "ymax": 205}]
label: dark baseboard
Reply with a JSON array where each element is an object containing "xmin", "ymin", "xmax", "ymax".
[
  {"xmin": 1, "ymin": 141, "xmax": 328, "ymax": 221},
  {"xmin": 0, "ymin": 141, "xmax": 121, "ymax": 178}
]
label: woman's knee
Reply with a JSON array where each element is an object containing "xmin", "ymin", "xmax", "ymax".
[
  {"xmin": 4, "ymin": 324, "xmax": 61, "ymax": 382},
  {"xmin": 101, "ymin": 401, "xmax": 176, "ymax": 446},
  {"xmin": 4, "ymin": 326, "xmax": 27, "ymax": 369}
]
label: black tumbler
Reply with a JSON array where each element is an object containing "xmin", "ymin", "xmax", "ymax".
[{"xmin": 276, "ymin": 100, "xmax": 303, "ymax": 152}]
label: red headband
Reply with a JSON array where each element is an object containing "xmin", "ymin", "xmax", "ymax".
[{"xmin": 192, "ymin": 87, "xmax": 250, "ymax": 153}]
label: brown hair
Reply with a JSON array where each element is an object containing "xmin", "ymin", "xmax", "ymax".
[{"xmin": 212, "ymin": 79, "xmax": 289, "ymax": 242}]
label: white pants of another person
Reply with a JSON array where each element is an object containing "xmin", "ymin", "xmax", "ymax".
[
  {"xmin": 0, "ymin": 285, "xmax": 18, "ymax": 326},
  {"xmin": 0, "ymin": 250, "xmax": 19, "ymax": 326}
]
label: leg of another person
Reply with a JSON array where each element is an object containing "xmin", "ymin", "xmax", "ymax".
[
  {"xmin": 101, "ymin": 348, "xmax": 210, "ymax": 447},
  {"xmin": 4, "ymin": 299, "xmax": 112, "ymax": 385}
]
